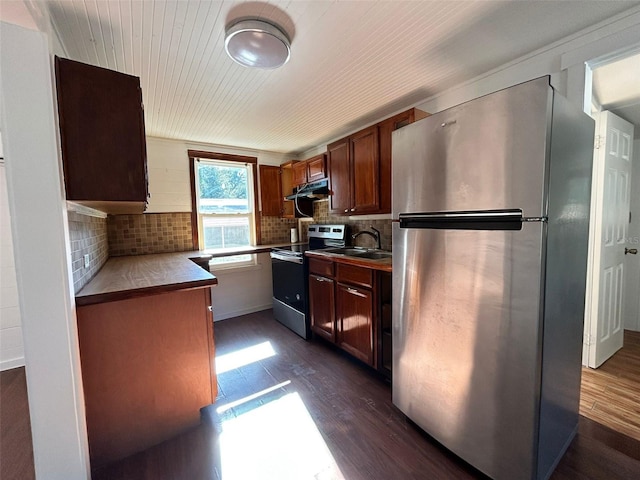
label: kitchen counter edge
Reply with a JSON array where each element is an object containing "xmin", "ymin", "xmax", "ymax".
[
  {"xmin": 75, "ymin": 252, "xmax": 219, "ymax": 306},
  {"xmin": 305, "ymin": 250, "xmax": 392, "ymax": 272}
]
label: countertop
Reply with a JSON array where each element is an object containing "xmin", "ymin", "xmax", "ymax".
[
  {"xmin": 203, "ymin": 242, "xmax": 307, "ymax": 258},
  {"xmin": 305, "ymin": 250, "xmax": 392, "ymax": 272},
  {"xmin": 75, "ymin": 252, "xmax": 219, "ymax": 306}
]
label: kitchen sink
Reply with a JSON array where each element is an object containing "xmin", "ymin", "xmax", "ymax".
[
  {"xmin": 318, "ymin": 247, "xmax": 392, "ymax": 260},
  {"xmin": 351, "ymin": 251, "xmax": 392, "ymax": 259},
  {"xmin": 320, "ymin": 247, "xmax": 368, "ymax": 255}
]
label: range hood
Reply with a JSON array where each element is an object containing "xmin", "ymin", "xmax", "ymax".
[{"xmin": 285, "ymin": 179, "xmax": 329, "ymax": 200}]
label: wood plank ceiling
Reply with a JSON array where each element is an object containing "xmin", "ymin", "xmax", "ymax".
[{"xmin": 44, "ymin": 0, "xmax": 638, "ymax": 154}]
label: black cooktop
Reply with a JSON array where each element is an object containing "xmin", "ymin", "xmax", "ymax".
[{"xmin": 272, "ymin": 244, "xmax": 310, "ymax": 255}]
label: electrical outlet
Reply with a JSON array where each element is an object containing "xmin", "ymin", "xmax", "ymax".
[{"xmin": 84, "ymin": 254, "xmax": 90, "ymax": 269}]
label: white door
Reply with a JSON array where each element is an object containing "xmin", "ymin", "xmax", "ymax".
[{"xmin": 584, "ymin": 111, "xmax": 635, "ymax": 368}]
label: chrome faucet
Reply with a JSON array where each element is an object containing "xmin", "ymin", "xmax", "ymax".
[{"xmin": 352, "ymin": 226, "xmax": 381, "ymax": 250}]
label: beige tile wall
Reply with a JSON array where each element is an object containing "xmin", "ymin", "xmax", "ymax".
[
  {"xmin": 107, "ymin": 213, "xmax": 194, "ymax": 256},
  {"xmin": 104, "ymin": 200, "xmax": 391, "ymax": 261},
  {"xmin": 68, "ymin": 211, "xmax": 109, "ymax": 293},
  {"xmin": 313, "ymin": 200, "xmax": 393, "ymax": 250},
  {"xmin": 260, "ymin": 215, "xmax": 298, "ymax": 244}
]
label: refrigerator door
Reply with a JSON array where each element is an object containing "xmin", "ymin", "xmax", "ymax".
[
  {"xmin": 392, "ymin": 77, "xmax": 552, "ymax": 219},
  {"xmin": 392, "ymin": 220, "xmax": 545, "ymax": 480}
]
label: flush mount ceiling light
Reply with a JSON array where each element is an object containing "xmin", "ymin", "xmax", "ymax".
[{"xmin": 224, "ymin": 19, "xmax": 291, "ymax": 69}]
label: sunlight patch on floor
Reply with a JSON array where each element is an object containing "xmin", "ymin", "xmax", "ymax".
[
  {"xmin": 219, "ymin": 391, "xmax": 345, "ymax": 480},
  {"xmin": 216, "ymin": 380, "xmax": 291, "ymax": 414},
  {"xmin": 215, "ymin": 341, "xmax": 276, "ymax": 374}
]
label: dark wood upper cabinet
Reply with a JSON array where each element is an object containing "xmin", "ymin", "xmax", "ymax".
[
  {"xmin": 55, "ymin": 57, "xmax": 148, "ymax": 214},
  {"xmin": 377, "ymin": 108, "xmax": 430, "ymax": 212},
  {"xmin": 259, "ymin": 165, "xmax": 282, "ymax": 216},
  {"xmin": 327, "ymin": 108, "xmax": 428, "ymax": 216},
  {"xmin": 306, "ymin": 154, "xmax": 327, "ymax": 183},
  {"xmin": 292, "ymin": 154, "xmax": 327, "ymax": 187},
  {"xmin": 328, "ymin": 125, "xmax": 379, "ymax": 215},
  {"xmin": 327, "ymin": 138, "xmax": 351, "ymax": 214},
  {"xmin": 350, "ymin": 125, "xmax": 379, "ymax": 214},
  {"xmin": 259, "ymin": 161, "xmax": 313, "ymax": 218},
  {"xmin": 292, "ymin": 161, "xmax": 308, "ymax": 186}
]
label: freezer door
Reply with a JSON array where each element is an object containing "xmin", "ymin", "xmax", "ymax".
[
  {"xmin": 392, "ymin": 77, "xmax": 552, "ymax": 218},
  {"xmin": 392, "ymin": 220, "xmax": 544, "ymax": 480}
]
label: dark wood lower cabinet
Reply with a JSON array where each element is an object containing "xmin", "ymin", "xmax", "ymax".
[
  {"xmin": 377, "ymin": 272, "xmax": 392, "ymax": 379},
  {"xmin": 309, "ymin": 257, "xmax": 378, "ymax": 369},
  {"xmin": 309, "ymin": 274, "xmax": 336, "ymax": 342},
  {"xmin": 77, "ymin": 287, "xmax": 216, "ymax": 467},
  {"xmin": 336, "ymin": 282, "xmax": 374, "ymax": 365}
]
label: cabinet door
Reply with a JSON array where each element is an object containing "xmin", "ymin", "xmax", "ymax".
[
  {"xmin": 76, "ymin": 288, "xmax": 215, "ymax": 466},
  {"xmin": 259, "ymin": 165, "xmax": 282, "ymax": 216},
  {"xmin": 281, "ymin": 162, "xmax": 296, "ymax": 218},
  {"xmin": 306, "ymin": 154, "xmax": 326, "ymax": 182},
  {"xmin": 327, "ymin": 138, "xmax": 351, "ymax": 214},
  {"xmin": 378, "ymin": 111, "xmax": 414, "ymax": 213},
  {"xmin": 55, "ymin": 57, "xmax": 148, "ymax": 204},
  {"xmin": 292, "ymin": 161, "xmax": 308, "ymax": 186},
  {"xmin": 350, "ymin": 125, "xmax": 379, "ymax": 214},
  {"xmin": 309, "ymin": 274, "xmax": 336, "ymax": 342},
  {"xmin": 336, "ymin": 283, "xmax": 374, "ymax": 365}
]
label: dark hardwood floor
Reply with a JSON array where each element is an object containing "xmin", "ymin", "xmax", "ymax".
[
  {"xmin": 580, "ymin": 330, "xmax": 640, "ymax": 441},
  {"xmin": 3, "ymin": 311, "xmax": 640, "ymax": 479},
  {"xmin": 92, "ymin": 310, "xmax": 640, "ymax": 480},
  {"xmin": 0, "ymin": 366, "xmax": 35, "ymax": 480}
]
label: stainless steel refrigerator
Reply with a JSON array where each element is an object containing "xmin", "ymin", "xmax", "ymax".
[{"xmin": 391, "ymin": 76, "xmax": 594, "ymax": 480}]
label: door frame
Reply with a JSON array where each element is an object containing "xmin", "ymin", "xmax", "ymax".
[{"xmin": 581, "ymin": 45, "xmax": 640, "ymax": 367}]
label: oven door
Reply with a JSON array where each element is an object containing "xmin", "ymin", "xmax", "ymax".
[{"xmin": 270, "ymin": 253, "xmax": 307, "ymax": 313}]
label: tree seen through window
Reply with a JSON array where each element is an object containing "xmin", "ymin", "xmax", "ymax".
[{"xmin": 196, "ymin": 161, "xmax": 253, "ymax": 251}]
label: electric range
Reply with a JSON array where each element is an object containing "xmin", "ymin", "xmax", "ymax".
[{"xmin": 269, "ymin": 224, "xmax": 347, "ymax": 338}]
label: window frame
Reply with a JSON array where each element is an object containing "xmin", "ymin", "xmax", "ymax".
[{"xmin": 188, "ymin": 150, "xmax": 262, "ymax": 251}]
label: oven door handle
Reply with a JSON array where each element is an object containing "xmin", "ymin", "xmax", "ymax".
[{"xmin": 270, "ymin": 251, "xmax": 304, "ymax": 264}]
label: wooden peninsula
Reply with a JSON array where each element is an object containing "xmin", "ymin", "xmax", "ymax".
[{"xmin": 75, "ymin": 252, "xmax": 218, "ymax": 467}]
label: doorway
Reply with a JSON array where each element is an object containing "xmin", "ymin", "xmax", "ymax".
[{"xmin": 581, "ymin": 49, "xmax": 640, "ymax": 440}]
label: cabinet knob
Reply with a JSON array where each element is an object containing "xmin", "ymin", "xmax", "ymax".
[
  {"xmin": 344, "ymin": 209, "xmax": 349, "ymax": 213},
  {"xmin": 350, "ymin": 208, "xmax": 356, "ymax": 212}
]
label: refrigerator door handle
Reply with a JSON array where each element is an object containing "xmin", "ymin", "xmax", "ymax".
[{"xmin": 398, "ymin": 209, "xmax": 531, "ymax": 230}]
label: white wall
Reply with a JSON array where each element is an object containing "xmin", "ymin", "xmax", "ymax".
[
  {"xmin": 0, "ymin": 162, "xmax": 25, "ymax": 370},
  {"xmin": 145, "ymin": 136, "xmax": 288, "ymax": 320},
  {"xmin": 625, "ymin": 139, "xmax": 640, "ymax": 332},
  {"xmin": 0, "ymin": 21, "xmax": 90, "ymax": 478},
  {"xmin": 145, "ymin": 136, "xmax": 293, "ymax": 213},
  {"xmin": 210, "ymin": 253, "xmax": 273, "ymax": 321}
]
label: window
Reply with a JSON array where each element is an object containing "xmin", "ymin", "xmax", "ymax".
[{"xmin": 189, "ymin": 151, "xmax": 261, "ymax": 267}]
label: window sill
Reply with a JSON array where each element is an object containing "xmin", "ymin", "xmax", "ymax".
[
  {"xmin": 204, "ymin": 246, "xmax": 273, "ymax": 258},
  {"xmin": 208, "ymin": 261, "xmax": 263, "ymax": 274}
]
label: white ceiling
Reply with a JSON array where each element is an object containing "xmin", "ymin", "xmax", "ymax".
[{"xmin": 42, "ymin": 0, "xmax": 639, "ymax": 155}]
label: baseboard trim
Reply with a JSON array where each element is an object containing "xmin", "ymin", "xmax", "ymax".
[
  {"xmin": 1, "ymin": 356, "xmax": 25, "ymax": 371},
  {"xmin": 213, "ymin": 304, "xmax": 272, "ymax": 322}
]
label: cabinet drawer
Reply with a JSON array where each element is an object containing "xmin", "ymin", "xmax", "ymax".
[
  {"xmin": 309, "ymin": 257, "xmax": 334, "ymax": 277},
  {"xmin": 336, "ymin": 263, "xmax": 372, "ymax": 289}
]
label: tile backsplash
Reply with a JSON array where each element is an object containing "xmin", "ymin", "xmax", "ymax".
[
  {"xmin": 71, "ymin": 198, "xmax": 391, "ymax": 293},
  {"xmin": 107, "ymin": 213, "xmax": 194, "ymax": 256},
  {"xmin": 68, "ymin": 211, "xmax": 109, "ymax": 293},
  {"xmin": 313, "ymin": 200, "xmax": 392, "ymax": 250},
  {"xmin": 260, "ymin": 215, "xmax": 298, "ymax": 244}
]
